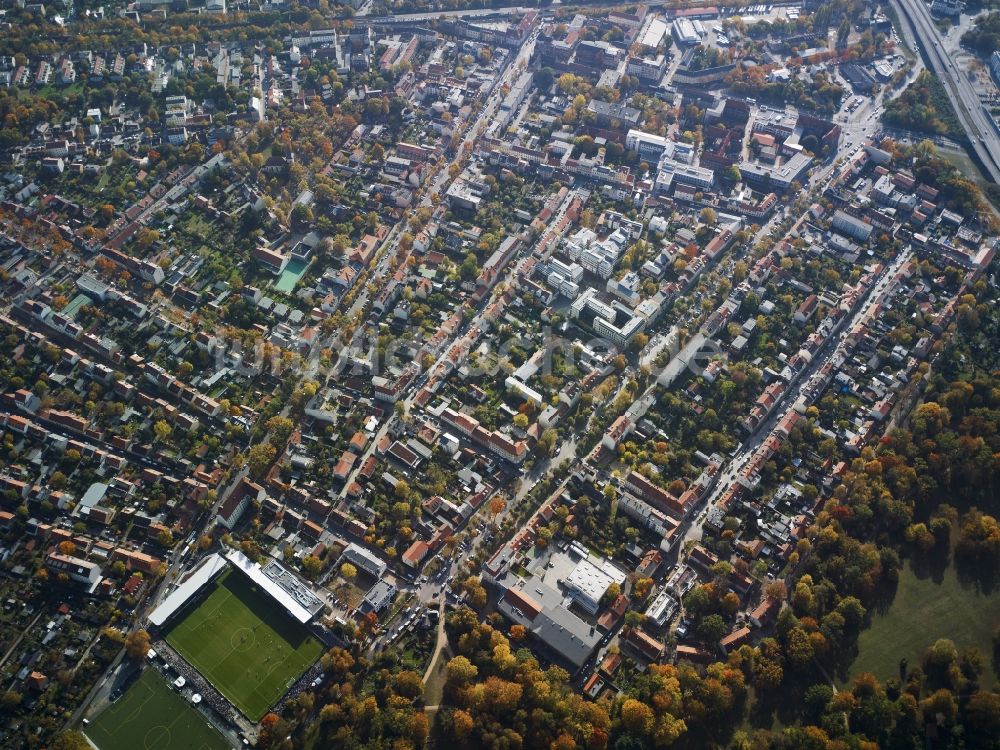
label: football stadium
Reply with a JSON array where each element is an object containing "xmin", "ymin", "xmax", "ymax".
[{"xmin": 148, "ymin": 550, "xmax": 325, "ymax": 720}]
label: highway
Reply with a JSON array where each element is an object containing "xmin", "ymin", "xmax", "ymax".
[{"xmin": 893, "ymin": 0, "xmax": 1000, "ymax": 183}]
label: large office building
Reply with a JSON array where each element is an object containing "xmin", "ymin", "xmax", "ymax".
[
  {"xmin": 571, "ymin": 288, "xmax": 647, "ymax": 346},
  {"xmin": 492, "ymin": 544, "xmax": 625, "ymax": 670},
  {"xmin": 645, "ymin": 588, "xmax": 679, "ymax": 628},
  {"xmin": 740, "ymin": 151, "xmax": 812, "ymax": 191},
  {"xmin": 562, "ymin": 544, "xmax": 629, "ymax": 614},
  {"xmin": 563, "ymin": 228, "xmax": 629, "ymax": 280},
  {"xmin": 654, "ymin": 158, "xmax": 715, "ymax": 194},
  {"xmin": 626, "ymin": 128, "xmax": 670, "ymax": 162}
]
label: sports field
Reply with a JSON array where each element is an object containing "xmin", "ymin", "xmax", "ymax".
[
  {"xmin": 164, "ymin": 568, "xmax": 323, "ymax": 720},
  {"xmin": 86, "ymin": 669, "xmax": 231, "ymax": 750},
  {"xmin": 848, "ymin": 556, "xmax": 1000, "ymax": 688}
]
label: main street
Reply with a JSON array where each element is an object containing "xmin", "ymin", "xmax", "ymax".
[
  {"xmin": 704, "ymin": 246, "xmax": 914, "ymax": 508},
  {"xmin": 625, "ymin": 86, "xmax": 904, "ymax": 546}
]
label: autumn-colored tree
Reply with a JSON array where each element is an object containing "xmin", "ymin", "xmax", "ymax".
[
  {"xmin": 445, "ymin": 656, "xmax": 479, "ymax": 691},
  {"xmin": 784, "ymin": 626, "xmax": 815, "ymax": 670},
  {"xmin": 955, "ymin": 508, "xmax": 1000, "ymax": 563},
  {"xmin": 407, "ymin": 710, "xmax": 429, "ymax": 744},
  {"xmin": 152, "ymin": 420, "xmax": 172, "ymax": 442},
  {"xmin": 619, "ymin": 698, "xmax": 654, "ymax": 735},
  {"xmin": 57, "ymin": 540, "xmax": 77, "ymax": 557},
  {"xmin": 632, "ymin": 577, "xmax": 654, "ymax": 600},
  {"xmin": 764, "ymin": 580, "xmax": 787, "ymax": 602},
  {"xmin": 489, "ymin": 496, "xmax": 506, "ymax": 519},
  {"xmin": 318, "ymin": 703, "xmax": 342, "ymax": 723},
  {"xmin": 320, "ymin": 646, "xmax": 355, "ymax": 679},
  {"xmin": 539, "ymin": 428, "xmax": 558, "ymax": 455},
  {"xmin": 358, "ymin": 611, "xmax": 378, "ymax": 637},
  {"xmin": 753, "ymin": 657, "xmax": 784, "ymax": 691},
  {"xmin": 720, "ymin": 591, "xmax": 741, "ymax": 617},
  {"xmin": 124, "ymin": 629, "xmax": 151, "ymax": 660},
  {"xmin": 247, "ymin": 443, "xmax": 277, "ymax": 479},
  {"xmin": 482, "ymin": 675, "xmax": 523, "ymax": 714},
  {"xmin": 51, "ymin": 732, "xmax": 91, "ymax": 750},
  {"xmin": 266, "ymin": 415, "xmax": 294, "ymax": 445},
  {"xmin": 451, "ymin": 708, "xmax": 475, "ymax": 739},
  {"xmin": 301, "ymin": 554, "xmax": 323, "ymax": 578},
  {"xmin": 393, "ymin": 670, "xmax": 424, "ymax": 700},
  {"xmin": 257, "ymin": 713, "xmax": 289, "ymax": 749}
]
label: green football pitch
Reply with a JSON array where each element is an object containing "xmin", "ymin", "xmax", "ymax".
[
  {"xmin": 86, "ymin": 669, "xmax": 231, "ymax": 750},
  {"xmin": 164, "ymin": 568, "xmax": 323, "ymax": 721}
]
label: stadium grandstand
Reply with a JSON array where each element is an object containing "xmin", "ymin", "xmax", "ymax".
[
  {"xmin": 147, "ymin": 549, "xmax": 326, "ymax": 630},
  {"xmin": 225, "ymin": 549, "xmax": 325, "ymax": 623},
  {"xmin": 148, "ymin": 553, "xmax": 229, "ymax": 629}
]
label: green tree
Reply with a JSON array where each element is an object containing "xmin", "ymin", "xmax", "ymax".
[
  {"xmin": 302, "ymin": 554, "xmax": 323, "ymax": 578},
  {"xmin": 152, "ymin": 420, "xmax": 172, "ymax": 442},
  {"xmin": 538, "ymin": 428, "xmax": 558, "ymax": 455},
  {"xmin": 697, "ymin": 614, "xmax": 728, "ymax": 643},
  {"xmin": 460, "ymin": 252, "xmax": 479, "ymax": 281},
  {"xmin": 247, "ymin": 443, "xmax": 277, "ymax": 479},
  {"xmin": 624, "ymin": 610, "xmax": 645, "ymax": 630},
  {"xmin": 266, "ymin": 415, "xmax": 295, "ymax": 445}
]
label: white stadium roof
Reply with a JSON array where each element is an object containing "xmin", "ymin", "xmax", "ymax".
[
  {"xmin": 148, "ymin": 553, "xmax": 228, "ymax": 628},
  {"xmin": 225, "ymin": 549, "xmax": 323, "ymax": 624}
]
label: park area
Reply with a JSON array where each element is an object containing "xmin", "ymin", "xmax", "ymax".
[
  {"xmin": 849, "ymin": 554, "xmax": 1000, "ymax": 688},
  {"xmin": 86, "ymin": 669, "xmax": 230, "ymax": 750},
  {"xmin": 164, "ymin": 568, "xmax": 323, "ymax": 720}
]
